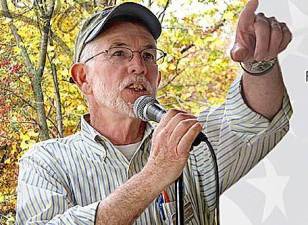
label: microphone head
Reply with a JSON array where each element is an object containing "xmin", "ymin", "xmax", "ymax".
[{"xmin": 133, "ymin": 95, "xmax": 157, "ymax": 121}]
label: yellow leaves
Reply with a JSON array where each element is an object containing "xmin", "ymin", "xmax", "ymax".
[
  {"xmin": 19, "ymin": 131, "xmax": 37, "ymax": 151},
  {"xmin": 4, "ymin": 158, "xmax": 12, "ymax": 164},
  {"xmin": 0, "ymin": 194, "xmax": 4, "ymax": 203},
  {"xmin": 76, "ymin": 104, "xmax": 87, "ymax": 112},
  {"xmin": 20, "ymin": 140, "xmax": 35, "ymax": 151},
  {"xmin": 49, "ymin": 45, "xmax": 56, "ymax": 57},
  {"xmin": 224, "ymin": 11, "xmax": 235, "ymax": 21},
  {"xmin": 20, "ymin": 132, "xmax": 31, "ymax": 141},
  {"xmin": 122, "ymin": 0, "xmax": 142, "ymax": 4},
  {"xmin": 168, "ymin": 63, "xmax": 176, "ymax": 71},
  {"xmin": 3, "ymin": 213, "xmax": 15, "ymax": 225},
  {"xmin": 154, "ymin": 0, "xmax": 170, "ymax": 7}
]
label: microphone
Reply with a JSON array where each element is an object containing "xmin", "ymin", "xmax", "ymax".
[{"xmin": 133, "ymin": 95, "xmax": 206, "ymax": 146}]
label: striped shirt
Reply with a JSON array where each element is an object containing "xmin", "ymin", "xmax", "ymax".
[{"xmin": 16, "ymin": 78, "xmax": 292, "ymax": 225}]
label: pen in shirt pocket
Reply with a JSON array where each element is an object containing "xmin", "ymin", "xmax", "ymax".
[
  {"xmin": 156, "ymin": 193, "xmax": 166, "ymax": 221},
  {"xmin": 162, "ymin": 190, "xmax": 170, "ymax": 203}
]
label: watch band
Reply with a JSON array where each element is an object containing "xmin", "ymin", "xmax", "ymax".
[{"xmin": 240, "ymin": 57, "xmax": 277, "ymax": 76}]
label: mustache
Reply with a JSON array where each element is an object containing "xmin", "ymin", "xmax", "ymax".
[{"xmin": 119, "ymin": 76, "xmax": 154, "ymax": 93}]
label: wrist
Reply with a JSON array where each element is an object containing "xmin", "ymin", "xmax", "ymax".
[
  {"xmin": 140, "ymin": 165, "xmax": 168, "ymax": 192},
  {"xmin": 240, "ymin": 57, "xmax": 278, "ymax": 76}
]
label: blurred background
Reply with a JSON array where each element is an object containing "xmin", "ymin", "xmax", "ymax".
[{"xmin": 0, "ymin": 0, "xmax": 307, "ymax": 224}]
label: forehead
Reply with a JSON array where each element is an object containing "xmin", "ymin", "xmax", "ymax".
[{"xmin": 92, "ymin": 21, "xmax": 157, "ymax": 47}]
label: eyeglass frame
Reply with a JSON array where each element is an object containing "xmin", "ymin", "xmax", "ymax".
[{"xmin": 81, "ymin": 46, "xmax": 167, "ymax": 65}]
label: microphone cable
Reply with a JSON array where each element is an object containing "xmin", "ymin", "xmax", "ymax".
[{"xmin": 200, "ymin": 134, "xmax": 220, "ymax": 225}]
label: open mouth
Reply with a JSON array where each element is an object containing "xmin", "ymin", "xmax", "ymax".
[{"xmin": 125, "ymin": 83, "xmax": 147, "ymax": 92}]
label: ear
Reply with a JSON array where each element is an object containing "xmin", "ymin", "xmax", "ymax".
[{"xmin": 70, "ymin": 63, "xmax": 92, "ymax": 95}]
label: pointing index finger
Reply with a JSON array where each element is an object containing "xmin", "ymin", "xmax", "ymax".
[
  {"xmin": 245, "ymin": 0, "xmax": 259, "ymax": 12},
  {"xmin": 238, "ymin": 0, "xmax": 259, "ymax": 32}
]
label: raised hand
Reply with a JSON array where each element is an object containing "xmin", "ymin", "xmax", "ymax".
[{"xmin": 230, "ymin": 0, "xmax": 292, "ymax": 62}]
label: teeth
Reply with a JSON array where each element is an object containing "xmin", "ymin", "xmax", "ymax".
[{"xmin": 128, "ymin": 83, "xmax": 145, "ymax": 91}]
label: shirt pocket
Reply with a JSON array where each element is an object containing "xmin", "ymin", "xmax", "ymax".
[{"xmin": 161, "ymin": 195, "xmax": 196, "ymax": 225}]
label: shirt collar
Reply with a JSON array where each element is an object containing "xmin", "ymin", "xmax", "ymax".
[{"xmin": 80, "ymin": 114, "xmax": 154, "ymax": 156}]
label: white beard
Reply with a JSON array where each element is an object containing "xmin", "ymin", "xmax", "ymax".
[{"xmin": 94, "ymin": 75, "xmax": 156, "ymax": 118}]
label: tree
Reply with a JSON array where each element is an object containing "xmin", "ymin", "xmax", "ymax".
[{"xmin": 0, "ymin": 0, "xmax": 246, "ymax": 223}]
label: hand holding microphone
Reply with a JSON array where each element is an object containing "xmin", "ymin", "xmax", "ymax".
[
  {"xmin": 134, "ymin": 96, "xmax": 203, "ymax": 186},
  {"xmin": 134, "ymin": 96, "xmax": 207, "ymax": 146}
]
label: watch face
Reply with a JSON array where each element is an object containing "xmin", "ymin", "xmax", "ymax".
[{"xmin": 241, "ymin": 58, "xmax": 277, "ymax": 75}]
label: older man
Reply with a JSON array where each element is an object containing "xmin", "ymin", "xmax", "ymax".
[{"xmin": 16, "ymin": 1, "xmax": 292, "ymax": 225}]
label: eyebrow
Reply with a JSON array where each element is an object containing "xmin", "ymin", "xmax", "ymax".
[
  {"xmin": 109, "ymin": 42, "xmax": 156, "ymax": 49},
  {"xmin": 110, "ymin": 42, "xmax": 128, "ymax": 47}
]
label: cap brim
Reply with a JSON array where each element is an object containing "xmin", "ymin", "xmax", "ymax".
[{"xmin": 85, "ymin": 2, "xmax": 161, "ymax": 43}]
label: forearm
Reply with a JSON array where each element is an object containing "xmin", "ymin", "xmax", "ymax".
[
  {"xmin": 241, "ymin": 61, "xmax": 285, "ymax": 120},
  {"xmin": 95, "ymin": 167, "xmax": 164, "ymax": 225},
  {"xmin": 95, "ymin": 110, "xmax": 203, "ymax": 225}
]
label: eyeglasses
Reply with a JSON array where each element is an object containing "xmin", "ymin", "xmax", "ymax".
[{"xmin": 83, "ymin": 46, "xmax": 167, "ymax": 65}]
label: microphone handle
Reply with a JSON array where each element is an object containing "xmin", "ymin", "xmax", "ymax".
[{"xmin": 146, "ymin": 103, "xmax": 206, "ymax": 147}]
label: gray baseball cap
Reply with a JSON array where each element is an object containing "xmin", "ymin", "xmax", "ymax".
[{"xmin": 73, "ymin": 2, "xmax": 162, "ymax": 64}]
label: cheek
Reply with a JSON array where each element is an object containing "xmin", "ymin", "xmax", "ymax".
[
  {"xmin": 148, "ymin": 69, "xmax": 159, "ymax": 86},
  {"xmin": 89, "ymin": 74, "xmax": 106, "ymax": 95},
  {"xmin": 91, "ymin": 66, "xmax": 119, "ymax": 89}
]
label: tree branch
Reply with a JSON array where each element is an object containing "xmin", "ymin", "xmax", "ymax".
[
  {"xmin": 0, "ymin": 10, "xmax": 73, "ymax": 57},
  {"xmin": 157, "ymin": 0, "xmax": 170, "ymax": 24},
  {"xmin": 147, "ymin": 0, "xmax": 153, "ymax": 7},
  {"xmin": 0, "ymin": 0, "xmax": 36, "ymax": 76},
  {"xmin": 47, "ymin": 50, "xmax": 64, "ymax": 138},
  {"xmin": 158, "ymin": 18, "xmax": 226, "ymax": 89},
  {"xmin": 0, "ymin": 87, "xmax": 35, "ymax": 110}
]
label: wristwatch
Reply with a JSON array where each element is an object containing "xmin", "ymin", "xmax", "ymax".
[{"xmin": 240, "ymin": 57, "xmax": 277, "ymax": 76}]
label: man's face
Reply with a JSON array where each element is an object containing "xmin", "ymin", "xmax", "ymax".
[{"xmin": 83, "ymin": 21, "xmax": 160, "ymax": 118}]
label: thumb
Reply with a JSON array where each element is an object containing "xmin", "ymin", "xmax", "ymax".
[{"xmin": 230, "ymin": 43, "xmax": 249, "ymax": 62}]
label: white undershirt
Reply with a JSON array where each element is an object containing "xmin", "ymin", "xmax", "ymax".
[{"xmin": 115, "ymin": 141, "xmax": 142, "ymax": 161}]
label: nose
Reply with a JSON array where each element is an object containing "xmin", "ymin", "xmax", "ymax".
[{"xmin": 127, "ymin": 52, "xmax": 148, "ymax": 75}]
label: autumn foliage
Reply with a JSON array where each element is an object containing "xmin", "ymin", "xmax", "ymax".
[{"xmin": 0, "ymin": 0, "xmax": 246, "ymax": 223}]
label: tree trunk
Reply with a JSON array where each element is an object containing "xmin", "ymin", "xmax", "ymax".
[
  {"xmin": 31, "ymin": 75, "xmax": 50, "ymax": 140},
  {"xmin": 51, "ymin": 60, "xmax": 64, "ymax": 138}
]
